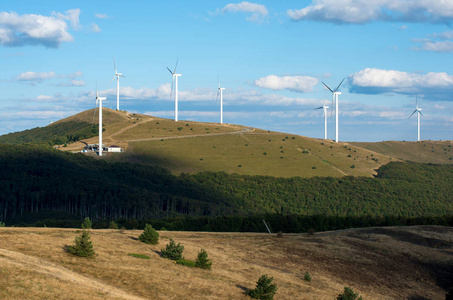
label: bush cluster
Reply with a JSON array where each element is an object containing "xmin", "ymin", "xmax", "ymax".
[{"xmin": 246, "ymin": 274, "xmax": 278, "ymax": 299}]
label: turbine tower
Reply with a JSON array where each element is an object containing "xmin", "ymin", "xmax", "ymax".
[
  {"xmin": 216, "ymin": 75, "xmax": 225, "ymax": 124},
  {"xmin": 322, "ymin": 78, "xmax": 345, "ymax": 143},
  {"xmin": 96, "ymin": 88, "xmax": 106, "ymax": 156},
  {"xmin": 111, "ymin": 57, "xmax": 125, "ymax": 111},
  {"xmin": 409, "ymin": 96, "xmax": 423, "ymax": 141},
  {"xmin": 315, "ymin": 104, "xmax": 329, "ymax": 139},
  {"xmin": 167, "ymin": 59, "xmax": 181, "ymax": 122}
]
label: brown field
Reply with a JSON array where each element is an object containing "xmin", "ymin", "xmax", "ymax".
[{"xmin": 0, "ymin": 226, "xmax": 452, "ymax": 299}]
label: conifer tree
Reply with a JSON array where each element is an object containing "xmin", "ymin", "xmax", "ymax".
[
  {"xmin": 139, "ymin": 224, "xmax": 159, "ymax": 244},
  {"xmin": 195, "ymin": 249, "xmax": 212, "ymax": 270},
  {"xmin": 67, "ymin": 230, "xmax": 95, "ymax": 257},
  {"xmin": 246, "ymin": 274, "xmax": 278, "ymax": 300}
]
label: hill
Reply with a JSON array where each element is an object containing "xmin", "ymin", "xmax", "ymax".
[
  {"xmin": 0, "ymin": 226, "xmax": 451, "ymax": 299},
  {"xmin": 351, "ymin": 140, "xmax": 453, "ymax": 164}
]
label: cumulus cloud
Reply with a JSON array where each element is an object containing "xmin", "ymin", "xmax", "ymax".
[
  {"xmin": 0, "ymin": 9, "xmax": 79, "ymax": 47},
  {"xmin": 221, "ymin": 2, "xmax": 268, "ymax": 22},
  {"xmin": 17, "ymin": 71, "xmax": 56, "ymax": 84},
  {"xmin": 349, "ymin": 68, "xmax": 453, "ymax": 99},
  {"xmin": 254, "ymin": 75, "xmax": 319, "ymax": 93},
  {"xmin": 287, "ymin": 0, "xmax": 453, "ymax": 24}
]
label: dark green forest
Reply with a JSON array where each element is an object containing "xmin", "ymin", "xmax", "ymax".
[
  {"xmin": 0, "ymin": 121, "xmax": 98, "ymax": 146},
  {"xmin": 0, "ymin": 144, "xmax": 452, "ymax": 231}
]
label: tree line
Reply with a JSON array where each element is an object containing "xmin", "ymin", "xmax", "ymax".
[{"xmin": 0, "ymin": 144, "xmax": 452, "ymax": 230}]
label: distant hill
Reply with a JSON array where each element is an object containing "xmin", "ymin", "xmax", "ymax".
[
  {"xmin": 1, "ymin": 108, "xmax": 451, "ymax": 178},
  {"xmin": 351, "ymin": 140, "xmax": 453, "ymax": 164}
]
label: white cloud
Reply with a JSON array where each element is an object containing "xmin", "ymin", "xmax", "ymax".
[
  {"xmin": 91, "ymin": 23, "xmax": 101, "ymax": 32},
  {"xmin": 95, "ymin": 13, "xmax": 109, "ymax": 19},
  {"xmin": 0, "ymin": 10, "xmax": 78, "ymax": 47},
  {"xmin": 287, "ymin": 0, "xmax": 453, "ymax": 24},
  {"xmin": 418, "ymin": 40, "xmax": 453, "ymax": 52},
  {"xmin": 53, "ymin": 9, "xmax": 80, "ymax": 30},
  {"xmin": 17, "ymin": 71, "xmax": 56, "ymax": 84},
  {"xmin": 349, "ymin": 68, "xmax": 453, "ymax": 98},
  {"xmin": 254, "ymin": 75, "xmax": 319, "ymax": 93},
  {"xmin": 414, "ymin": 30, "xmax": 453, "ymax": 52},
  {"xmin": 221, "ymin": 2, "xmax": 268, "ymax": 22}
]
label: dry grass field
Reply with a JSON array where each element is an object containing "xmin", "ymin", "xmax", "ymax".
[{"xmin": 0, "ymin": 226, "xmax": 451, "ymax": 299}]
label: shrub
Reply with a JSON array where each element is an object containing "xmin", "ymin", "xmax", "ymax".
[
  {"xmin": 336, "ymin": 287, "xmax": 363, "ymax": 300},
  {"xmin": 246, "ymin": 274, "xmax": 278, "ymax": 300},
  {"xmin": 0, "ymin": 221, "xmax": 5, "ymax": 227},
  {"xmin": 139, "ymin": 224, "xmax": 159, "ymax": 244},
  {"xmin": 66, "ymin": 230, "xmax": 95, "ymax": 257},
  {"xmin": 161, "ymin": 238, "xmax": 184, "ymax": 260},
  {"xmin": 109, "ymin": 221, "xmax": 118, "ymax": 229},
  {"xmin": 81, "ymin": 217, "xmax": 92, "ymax": 229},
  {"xmin": 195, "ymin": 249, "xmax": 212, "ymax": 270},
  {"xmin": 303, "ymin": 271, "xmax": 311, "ymax": 282},
  {"xmin": 350, "ymin": 164, "xmax": 356, "ymax": 169}
]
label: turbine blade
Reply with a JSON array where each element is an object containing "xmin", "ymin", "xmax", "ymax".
[
  {"xmin": 322, "ymin": 81, "xmax": 334, "ymax": 93},
  {"xmin": 170, "ymin": 77, "xmax": 174, "ymax": 101},
  {"xmin": 215, "ymin": 89, "xmax": 219, "ymax": 104},
  {"xmin": 218, "ymin": 74, "xmax": 220, "ymax": 89},
  {"xmin": 315, "ymin": 106, "xmax": 323, "ymax": 110},
  {"xmin": 419, "ymin": 110, "xmax": 423, "ymax": 116},
  {"xmin": 166, "ymin": 67, "xmax": 173, "ymax": 74},
  {"xmin": 173, "ymin": 58, "xmax": 178, "ymax": 73},
  {"xmin": 110, "ymin": 75, "xmax": 116, "ymax": 85},
  {"xmin": 113, "ymin": 57, "xmax": 117, "ymax": 73},
  {"xmin": 330, "ymin": 95, "xmax": 335, "ymax": 117},
  {"xmin": 408, "ymin": 110, "xmax": 417, "ymax": 119},
  {"xmin": 334, "ymin": 78, "xmax": 345, "ymax": 92}
]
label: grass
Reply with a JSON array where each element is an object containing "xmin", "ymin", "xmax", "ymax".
[
  {"xmin": 128, "ymin": 253, "xmax": 150, "ymax": 259},
  {"xmin": 39, "ymin": 108, "xmax": 450, "ymax": 178},
  {"xmin": 117, "ymin": 133, "xmax": 393, "ymax": 177},
  {"xmin": 0, "ymin": 226, "xmax": 451, "ymax": 299},
  {"xmin": 351, "ymin": 140, "xmax": 453, "ymax": 164}
]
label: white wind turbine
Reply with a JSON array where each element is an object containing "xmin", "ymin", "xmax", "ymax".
[
  {"xmin": 315, "ymin": 104, "xmax": 329, "ymax": 139},
  {"xmin": 216, "ymin": 75, "xmax": 225, "ymax": 124},
  {"xmin": 167, "ymin": 59, "xmax": 181, "ymax": 122},
  {"xmin": 409, "ymin": 96, "xmax": 423, "ymax": 141},
  {"xmin": 111, "ymin": 57, "xmax": 125, "ymax": 111},
  {"xmin": 322, "ymin": 78, "xmax": 345, "ymax": 143},
  {"xmin": 95, "ymin": 87, "xmax": 106, "ymax": 156}
]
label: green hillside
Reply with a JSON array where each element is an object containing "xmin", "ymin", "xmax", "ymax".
[
  {"xmin": 1, "ymin": 143, "xmax": 452, "ymax": 228},
  {"xmin": 351, "ymin": 140, "xmax": 453, "ymax": 164}
]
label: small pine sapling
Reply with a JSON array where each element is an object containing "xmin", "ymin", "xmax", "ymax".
[
  {"xmin": 139, "ymin": 224, "xmax": 159, "ymax": 244},
  {"xmin": 195, "ymin": 249, "xmax": 212, "ymax": 270},
  {"xmin": 336, "ymin": 287, "xmax": 363, "ymax": 300},
  {"xmin": 66, "ymin": 230, "xmax": 95, "ymax": 257},
  {"xmin": 246, "ymin": 274, "xmax": 278, "ymax": 300},
  {"xmin": 303, "ymin": 271, "xmax": 311, "ymax": 282},
  {"xmin": 81, "ymin": 217, "xmax": 92, "ymax": 229},
  {"xmin": 161, "ymin": 238, "xmax": 184, "ymax": 260}
]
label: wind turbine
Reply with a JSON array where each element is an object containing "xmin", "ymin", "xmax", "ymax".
[
  {"xmin": 95, "ymin": 87, "xmax": 106, "ymax": 156},
  {"xmin": 111, "ymin": 57, "xmax": 125, "ymax": 111},
  {"xmin": 167, "ymin": 59, "xmax": 181, "ymax": 122},
  {"xmin": 322, "ymin": 78, "xmax": 345, "ymax": 143},
  {"xmin": 409, "ymin": 96, "xmax": 423, "ymax": 141},
  {"xmin": 216, "ymin": 75, "xmax": 225, "ymax": 124},
  {"xmin": 315, "ymin": 104, "xmax": 329, "ymax": 139}
]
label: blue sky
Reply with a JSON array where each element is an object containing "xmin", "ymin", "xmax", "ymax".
[{"xmin": 1, "ymin": 0, "xmax": 452, "ymax": 142}]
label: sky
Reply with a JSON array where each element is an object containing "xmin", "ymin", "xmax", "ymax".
[{"xmin": 1, "ymin": 0, "xmax": 452, "ymax": 142}]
